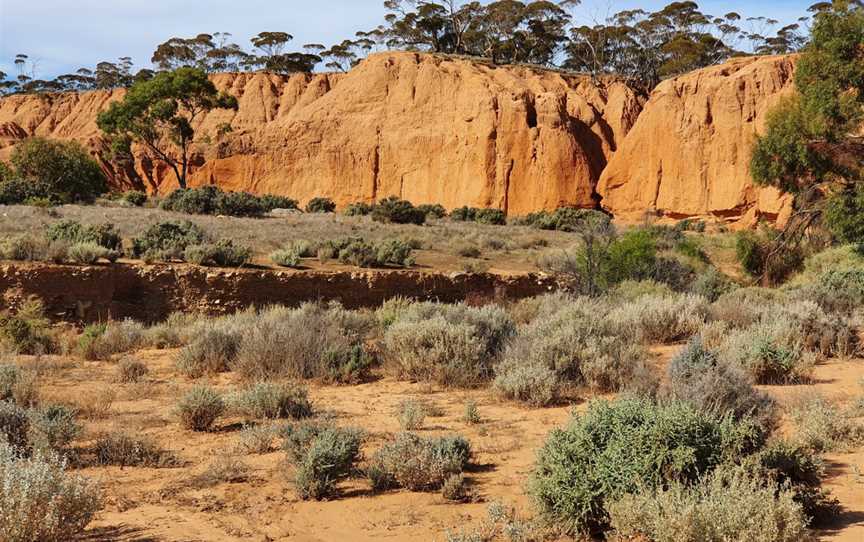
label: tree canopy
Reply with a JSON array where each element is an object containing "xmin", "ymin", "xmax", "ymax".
[
  {"xmin": 96, "ymin": 68, "xmax": 238, "ymax": 189},
  {"xmin": 0, "ymin": 1, "xmax": 826, "ymax": 96}
]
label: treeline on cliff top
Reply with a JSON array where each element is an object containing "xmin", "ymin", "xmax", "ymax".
[{"xmin": 0, "ymin": 0, "xmax": 842, "ymax": 95}]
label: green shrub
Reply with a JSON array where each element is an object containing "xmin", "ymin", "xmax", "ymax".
[
  {"xmin": 183, "ymin": 239, "xmax": 251, "ymax": 267},
  {"xmin": 417, "ymin": 203, "xmax": 447, "ymax": 219},
  {"xmin": 606, "ymin": 294, "xmax": 708, "ymax": 344},
  {"xmin": 213, "ymin": 190, "xmax": 266, "ymax": 217},
  {"xmin": 665, "ymin": 337, "xmax": 776, "ymax": 430},
  {"xmin": 0, "ymin": 440, "xmax": 102, "ymax": 542},
  {"xmin": 92, "ymin": 431, "xmax": 176, "ymax": 467},
  {"xmin": 231, "ymin": 304, "xmax": 371, "ymax": 381},
  {"xmin": 305, "ymin": 197, "xmax": 336, "ymax": 213},
  {"xmin": 736, "ymin": 230, "xmax": 803, "ymax": 285},
  {"xmin": 230, "ymin": 382, "xmax": 313, "ymax": 420},
  {"xmin": 175, "ymin": 323, "xmax": 242, "ymax": 378},
  {"xmin": 270, "ymin": 248, "xmax": 302, "ymax": 268},
  {"xmin": 122, "ymin": 190, "xmax": 147, "ymax": 206},
  {"xmin": 0, "ymin": 401, "xmax": 30, "ymax": 451},
  {"xmin": 176, "ymin": 385, "xmax": 225, "ymax": 432},
  {"xmin": 10, "ymin": 137, "xmax": 107, "ymax": 203},
  {"xmin": 374, "ymin": 239, "xmax": 415, "ymax": 267},
  {"xmin": 116, "ymin": 358, "xmax": 148, "ymax": 383},
  {"xmin": 455, "ymin": 243, "xmax": 482, "ymax": 258},
  {"xmin": 689, "ymin": 267, "xmax": 735, "ymax": 301},
  {"xmin": 321, "ymin": 344, "xmax": 374, "ymax": 384},
  {"xmin": 67, "ymin": 242, "xmax": 117, "ymax": 264},
  {"xmin": 789, "ymin": 395, "xmax": 864, "ymax": 453},
  {"xmin": 259, "ymin": 194, "xmax": 298, "ymax": 211},
  {"xmin": 77, "ymin": 319, "xmax": 144, "ymax": 361},
  {"xmin": 383, "ymin": 303, "xmax": 514, "ymax": 387},
  {"xmin": 494, "ymin": 300, "xmax": 649, "ymax": 406},
  {"xmin": 450, "ymin": 206, "xmax": 505, "ymax": 225},
  {"xmin": 336, "ymin": 238, "xmax": 415, "ymax": 268},
  {"xmin": 369, "ymin": 433, "xmax": 471, "ymax": 492},
  {"xmin": 282, "ymin": 423, "xmax": 363, "ymax": 500},
  {"xmin": 606, "ymin": 467, "xmax": 810, "ymax": 542},
  {"xmin": 519, "ymin": 208, "xmax": 608, "ymax": 232},
  {"xmin": 160, "ymin": 186, "xmax": 269, "ymax": 217},
  {"xmin": 372, "ymin": 196, "xmax": 426, "ymax": 225},
  {"xmin": 395, "ymin": 399, "xmax": 427, "ymax": 430},
  {"xmin": 0, "ymin": 364, "xmax": 38, "ymax": 407},
  {"xmin": 0, "ymin": 178, "xmax": 44, "ymax": 205},
  {"xmin": 131, "ymin": 220, "xmax": 207, "ymax": 260},
  {"xmin": 343, "ymin": 202, "xmax": 373, "ymax": 216},
  {"xmin": 796, "ymin": 269, "xmax": 864, "ymax": 314},
  {"xmin": 0, "ymin": 301, "xmax": 57, "ymax": 355},
  {"xmin": 27, "ymin": 404, "xmax": 81, "ymax": 454},
  {"xmin": 529, "ymin": 398, "xmax": 764, "ymax": 534},
  {"xmin": 338, "ymin": 239, "xmax": 377, "ymax": 267},
  {"xmin": 46, "ymin": 220, "xmax": 122, "ymax": 251},
  {"xmin": 1, "ymin": 235, "xmax": 47, "ymax": 261}
]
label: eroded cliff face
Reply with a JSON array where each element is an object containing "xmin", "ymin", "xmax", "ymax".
[
  {"xmin": 596, "ymin": 55, "xmax": 797, "ymax": 225},
  {"xmin": 0, "ymin": 52, "xmax": 797, "ymax": 222}
]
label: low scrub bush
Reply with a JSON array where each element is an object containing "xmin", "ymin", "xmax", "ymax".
[
  {"xmin": 45, "ymin": 220, "xmax": 122, "ymax": 252},
  {"xmin": 343, "ymin": 202, "xmax": 374, "ymax": 216},
  {"xmin": 371, "ymin": 196, "xmax": 426, "ymax": 225},
  {"xmin": 518, "ymin": 207, "xmax": 608, "ymax": 232},
  {"xmin": 116, "ymin": 358, "xmax": 149, "ymax": 383},
  {"xmin": 270, "ymin": 248, "xmax": 301, "ymax": 268},
  {"xmin": 230, "ymin": 382, "xmax": 313, "ymax": 420},
  {"xmin": 664, "ymin": 337, "xmax": 776, "ymax": 430},
  {"xmin": 122, "ymin": 190, "xmax": 147, "ymax": 206},
  {"xmin": 336, "ymin": 238, "xmax": 415, "ymax": 268},
  {"xmin": 0, "ymin": 401, "xmax": 30, "ymax": 451},
  {"xmin": 282, "ymin": 423, "xmax": 363, "ymax": 500},
  {"xmin": 795, "ymin": 269, "xmax": 864, "ymax": 314},
  {"xmin": 0, "ymin": 440, "xmax": 102, "ymax": 542},
  {"xmin": 417, "ymin": 203, "xmax": 447, "ymax": 219},
  {"xmin": 183, "ymin": 239, "xmax": 251, "ymax": 267},
  {"xmin": 0, "ymin": 300, "xmax": 57, "ymax": 355},
  {"xmin": 305, "ymin": 197, "xmax": 336, "ymax": 214},
  {"xmin": 67, "ymin": 242, "xmax": 118, "ymax": 264},
  {"xmin": 235, "ymin": 424, "xmax": 280, "ymax": 454},
  {"xmin": 607, "ymin": 293, "xmax": 708, "ymax": 344},
  {"xmin": 395, "ymin": 399, "xmax": 427, "ymax": 430},
  {"xmin": 790, "ymin": 395, "xmax": 864, "ymax": 453},
  {"xmin": 0, "ymin": 364, "xmax": 38, "ymax": 407},
  {"xmin": 144, "ymin": 312, "xmax": 199, "ymax": 349},
  {"xmin": 0, "ymin": 235, "xmax": 48, "ymax": 262},
  {"xmin": 735, "ymin": 229, "xmax": 803, "ymax": 285},
  {"xmin": 175, "ymin": 322, "xmax": 242, "ymax": 378},
  {"xmin": 28, "ymin": 404, "xmax": 81, "ymax": 454},
  {"xmin": 160, "ymin": 185, "xmax": 281, "ymax": 217},
  {"xmin": 77, "ymin": 319, "xmax": 145, "ymax": 361},
  {"xmin": 451, "ymin": 206, "xmax": 506, "ymax": 225},
  {"xmin": 529, "ymin": 398, "xmax": 765, "ymax": 534},
  {"xmin": 131, "ymin": 220, "xmax": 207, "ymax": 261},
  {"xmin": 494, "ymin": 299, "xmax": 649, "ymax": 406},
  {"xmin": 606, "ymin": 467, "xmax": 810, "ymax": 542},
  {"xmin": 718, "ymin": 320, "xmax": 816, "ymax": 384},
  {"xmin": 231, "ymin": 303, "xmax": 372, "ymax": 382},
  {"xmin": 689, "ymin": 267, "xmax": 736, "ymax": 302},
  {"xmin": 176, "ymin": 385, "xmax": 225, "ymax": 432},
  {"xmin": 92, "ymin": 431, "xmax": 177, "ymax": 467},
  {"xmin": 369, "ymin": 433, "xmax": 471, "ymax": 492},
  {"xmin": 383, "ymin": 303, "xmax": 514, "ymax": 387}
]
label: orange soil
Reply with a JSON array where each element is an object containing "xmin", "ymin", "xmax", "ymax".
[{"xmin": 19, "ymin": 349, "xmax": 864, "ymax": 541}]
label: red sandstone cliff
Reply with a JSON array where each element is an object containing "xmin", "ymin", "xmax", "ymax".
[{"xmin": 0, "ymin": 51, "xmax": 796, "ymax": 222}]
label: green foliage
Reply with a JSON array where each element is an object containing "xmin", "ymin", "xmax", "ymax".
[
  {"xmin": 160, "ymin": 185, "xmax": 282, "ymax": 218},
  {"xmin": 8, "ymin": 138, "xmax": 106, "ymax": 203},
  {"xmin": 0, "ymin": 401, "xmax": 30, "ymax": 451},
  {"xmin": 735, "ymin": 229, "xmax": 803, "ymax": 284},
  {"xmin": 371, "ymin": 196, "xmax": 426, "ymax": 225},
  {"xmin": 343, "ymin": 202, "xmax": 373, "ymax": 216},
  {"xmin": 121, "ymin": 190, "xmax": 147, "ymax": 206},
  {"xmin": 28, "ymin": 404, "xmax": 81, "ymax": 454},
  {"xmin": 369, "ymin": 432, "xmax": 471, "ymax": 492},
  {"xmin": 270, "ymin": 248, "xmax": 302, "ymax": 268},
  {"xmin": 529, "ymin": 398, "xmax": 765, "ymax": 534},
  {"xmin": 176, "ymin": 385, "xmax": 225, "ymax": 432},
  {"xmin": 230, "ymin": 382, "xmax": 313, "ymax": 420},
  {"xmin": 131, "ymin": 220, "xmax": 207, "ymax": 260},
  {"xmin": 259, "ymin": 194, "xmax": 298, "ymax": 211},
  {"xmin": 305, "ymin": 197, "xmax": 336, "ymax": 213},
  {"xmin": 0, "ymin": 440, "xmax": 102, "ymax": 542},
  {"xmin": 336, "ymin": 238, "xmax": 415, "ymax": 268},
  {"xmin": 97, "ymin": 67, "xmax": 238, "ymax": 189},
  {"xmin": 282, "ymin": 423, "xmax": 363, "ymax": 500},
  {"xmin": 450, "ymin": 206, "xmax": 506, "ymax": 225},
  {"xmin": 183, "ymin": 239, "xmax": 252, "ymax": 267},
  {"xmin": 606, "ymin": 467, "xmax": 811, "ymax": 542},
  {"xmin": 417, "ymin": 203, "xmax": 447, "ymax": 219},
  {"xmin": 67, "ymin": 242, "xmax": 117, "ymax": 265},
  {"xmin": 519, "ymin": 208, "xmax": 608, "ymax": 232},
  {"xmin": 0, "ymin": 301, "xmax": 57, "ymax": 355}
]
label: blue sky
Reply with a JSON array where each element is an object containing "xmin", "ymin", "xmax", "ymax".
[{"xmin": 0, "ymin": 0, "xmax": 816, "ymax": 79}]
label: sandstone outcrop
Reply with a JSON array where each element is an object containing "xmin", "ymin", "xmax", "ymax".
[
  {"xmin": 0, "ymin": 52, "xmax": 798, "ymax": 222},
  {"xmin": 596, "ymin": 55, "xmax": 797, "ymax": 225}
]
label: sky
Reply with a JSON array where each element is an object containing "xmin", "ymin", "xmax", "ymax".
[{"xmin": 0, "ymin": 0, "xmax": 816, "ymax": 79}]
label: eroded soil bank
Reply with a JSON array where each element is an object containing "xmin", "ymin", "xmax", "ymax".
[{"xmin": 0, "ymin": 262, "xmax": 557, "ymax": 323}]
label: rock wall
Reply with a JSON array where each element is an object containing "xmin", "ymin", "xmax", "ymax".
[
  {"xmin": 0, "ymin": 263, "xmax": 556, "ymax": 324},
  {"xmin": 596, "ymin": 55, "xmax": 797, "ymax": 225},
  {"xmin": 0, "ymin": 52, "xmax": 798, "ymax": 222}
]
